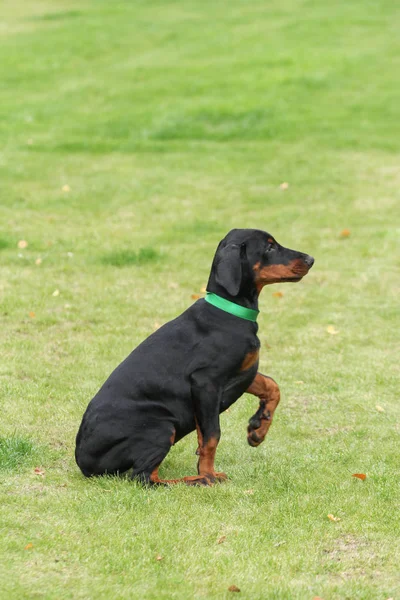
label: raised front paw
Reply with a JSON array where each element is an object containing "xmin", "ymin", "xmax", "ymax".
[{"xmin": 247, "ymin": 410, "xmax": 270, "ymax": 447}]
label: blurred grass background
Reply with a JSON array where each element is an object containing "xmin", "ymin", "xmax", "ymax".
[{"xmin": 1, "ymin": 1, "xmax": 399, "ymax": 598}]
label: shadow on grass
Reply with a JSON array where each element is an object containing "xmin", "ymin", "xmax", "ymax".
[
  {"xmin": 100, "ymin": 247, "xmax": 162, "ymax": 267},
  {"xmin": 27, "ymin": 11, "xmax": 84, "ymax": 22},
  {"xmin": 0, "ymin": 237, "xmax": 13, "ymax": 251}
]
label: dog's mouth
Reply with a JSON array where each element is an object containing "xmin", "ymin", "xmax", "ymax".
[
  {"xmin": 281, "ymin": 275, "xmax": 303, "ymax": 282},
  {"xmin": 254, "ymin": 255, "xmax": 314, "ymax": 288},
  {"xmin": 285, "ymin": 257, "xmax": 314, "ymax": 282}
]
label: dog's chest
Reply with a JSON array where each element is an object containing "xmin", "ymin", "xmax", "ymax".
[
  {"xmin": 239, "ymin": 348, "xmax": 259, "ymax": 372},
  {"xmin": 238, "ymin": 336, "xmax": 260, "ymax": 373}
]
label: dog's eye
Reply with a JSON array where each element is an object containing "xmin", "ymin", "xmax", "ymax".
[{"xmin": 265, "ymin": 243, "xmax": 274, "ymax": 253}]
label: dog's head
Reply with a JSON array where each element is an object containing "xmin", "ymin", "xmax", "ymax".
[{"xmin": 207, "ymin": 229, "xmax": 314, "ymax": 297}]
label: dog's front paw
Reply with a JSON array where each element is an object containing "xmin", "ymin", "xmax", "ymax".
[
  {"xmin": 210, "ymin": 471, "xmax": 228, "ymax": 482},
  {"xmin": 247, "ymin": 429, "xmax": 265, "ymax": 447},
  {"xmin": 247, "ymin": 410, "xmax": 270, "ymax": 447},
  {"xmin": 183, "ymin": 472, "xmax": 228, "ymax": 486}
]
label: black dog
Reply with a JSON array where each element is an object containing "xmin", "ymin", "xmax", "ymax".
[{"xmin": 75, "ymin": 229, "xmax": 314, "ymax": 485}]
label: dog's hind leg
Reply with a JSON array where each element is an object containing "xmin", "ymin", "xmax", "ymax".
[
  {"xmin": 246, "ymin": 373, "xmax": 280, "ymax": 447},
  {"xmin": 134, "ymin": 425, "xmax": 225, "ymax": 487}
]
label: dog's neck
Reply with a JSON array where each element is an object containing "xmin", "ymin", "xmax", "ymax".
[{"xmin": 206, "ymin": 278, "xmax": 260, "ymax": 311}]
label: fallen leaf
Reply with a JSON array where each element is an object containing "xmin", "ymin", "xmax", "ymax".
[
  {"xmin": 217, "ymin": 535, "xmax": 226, "ymax": 544},
  {"xmin": 243, "ymin": 489, "xmax": 254, "ymax": 495},
  {"xmin": 327, "ymin": 514, "xmax": 341, "ymax": 522},
  {"xmin": 156, "ymin": 555, "xmax": 163, "ymax": 561},
  {"xmin": 228, "ymin": 585, "xmax": 240, "ymax": 593},
  {"xmin": 35, "ymin": 258, "xmax": 42, "ymax": 265},
  {"xmin": 352, "ymin": 473, "xmax": 366, "ymax": 481},
  {"xmin": 52, "ymin": 289, "xmax": 60, "ymax": 297},
  {"xmin": 375, "ymin": 405, "xmax": 385, "ymax": 413},
  {"xmin": 313, "ymin": 597, "xmax": 324, "ymax": 600},
  {"xmin": 273, "ymin": 291, "xmax": 283, "ymax": 298},
  {"xmin": 295, "ymin": 380, "xmax": 304, "ymax": 385},
  {"xmin": 24, "ymin": 543, "xmax": 33, "ymax": 550},
  {"xmin": 34, "ymin": 467, "xmax": 45, "ymax": 476},
  {"xmin": 29, "ymin": 311, "xmax": 36, "ymax": 319},
  {"xmin": 326, "ymin": 325, "xmax": 339, "ymax": 335},
  {"xmin": 191, "ymin": 294, "xmax": 201, "ymax": 300},
  {"xmin": 18, "ymin": 240, "xmax": 28, "ymax": 249},
  {"xmin": 61, "ymin": 184, "xmax": 70, "ymax": 192},
  {"xmin": 340, "ymin": 228, "xmax": 351, "ymax": 237},
  {"xmin": 280, "ymin": 182, "xmax": 289, "ymax": 190}
]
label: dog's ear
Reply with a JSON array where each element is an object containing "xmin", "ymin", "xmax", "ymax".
[{"xmin": 215, "ymin": 244, "xmax": 242, "ymax": 296}]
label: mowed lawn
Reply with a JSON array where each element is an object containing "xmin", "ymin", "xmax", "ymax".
[{"xmin": 1, "ymin": 1, "xmax": 400, "ymax": 598}]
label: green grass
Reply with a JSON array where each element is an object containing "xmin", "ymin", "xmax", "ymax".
[{"xmin": 1, "ymin": 1, "xmax": 399, "ymax": 598}]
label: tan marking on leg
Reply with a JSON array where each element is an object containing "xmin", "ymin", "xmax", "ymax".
[
  {"xmin": 246, "ymin": 373, "xmax": 281, "ymax": 446},
  {"xmin": 195, "ymin": 420, "xmax": 227, "ymax": 482}
]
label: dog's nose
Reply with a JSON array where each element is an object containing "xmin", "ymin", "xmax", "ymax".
[{"xmin": 304, "ymin": 255, "xmax": 314, "ymax": 268}]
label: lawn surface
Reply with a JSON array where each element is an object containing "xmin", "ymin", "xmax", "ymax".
[{"xmin": 1, "ymin": 1, "xmax": 399, "ymax": 598}]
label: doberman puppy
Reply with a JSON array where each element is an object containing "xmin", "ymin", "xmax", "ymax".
[{"xmin": 75, "ymin": 229, "xmax": 314, "ymax": 485}]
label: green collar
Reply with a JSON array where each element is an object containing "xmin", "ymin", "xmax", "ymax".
[{"xmin": 204, "ymin": 292, "xmax": 259, "ymax": 322}]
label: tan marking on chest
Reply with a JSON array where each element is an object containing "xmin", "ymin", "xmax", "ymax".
[{"xmin": 240, "ymin": 349, "xmax": 259, "ymax": 371}]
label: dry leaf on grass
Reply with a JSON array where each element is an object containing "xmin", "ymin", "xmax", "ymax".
[
  {"xmin": 156, "ymin": 555, "xmax": 163, "ymax": 561},
  {"xmin": 61, "ymin": 184, "xmax": 70, "ymax": 192},
  {"xmin": 191, "ymin": 294, "xmax": 201, "ymax": 300},
  {"xmin": 34, "ymin": 467, "xmax": 45, "ymax": 476},
  {"xmin": 375, "ymin": 405, "xmax": 385, "ymax": 413},
  {"xmin": 228, "ymin": 585, "xmax": 240, "ymax": 592},
  {"xmin": 352, "ymin": 473, "xmax": 366, "ymax": 481},
  {"xmin": 326, "ymin": 325, "xmax": 339, "ymax": 335},
  {"xmin": 24, "ymin": 543, "xmax": 33, "ymax": 550},
  {"xmin": 18, "ymin": 240, "xmax": 28, "ymax": 249},
  {"xmin": 340, "ymin": 229, "xmax": 351, "ymax": 237},
  {"xmin": 279, "ymin": 182, "xmax": 289, "ymax": 190},
  {"xmin": 295, "ymin": 380, "xmax": 304, "ymax": 385},
  {"xmin": 35, "ymin": 258, "xmax": 42, "ymax": 265},
  {"xmin": 52, "ymin": 289, "xmax": 60, "ymax": 297},
  {"xmin": 29, "ymin": 312, "xmax": 35, "ymax": 319},
  {"xmin": 217, "ymin": 535, "xmax": 226, "ymax": 544},
  {"xmin": 273, "ymin": 291, "xmax": 283, "ymax": 298},
  {"xmin": 327, "ymin": 514, "xmax": 341, "ymax": 522}
]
